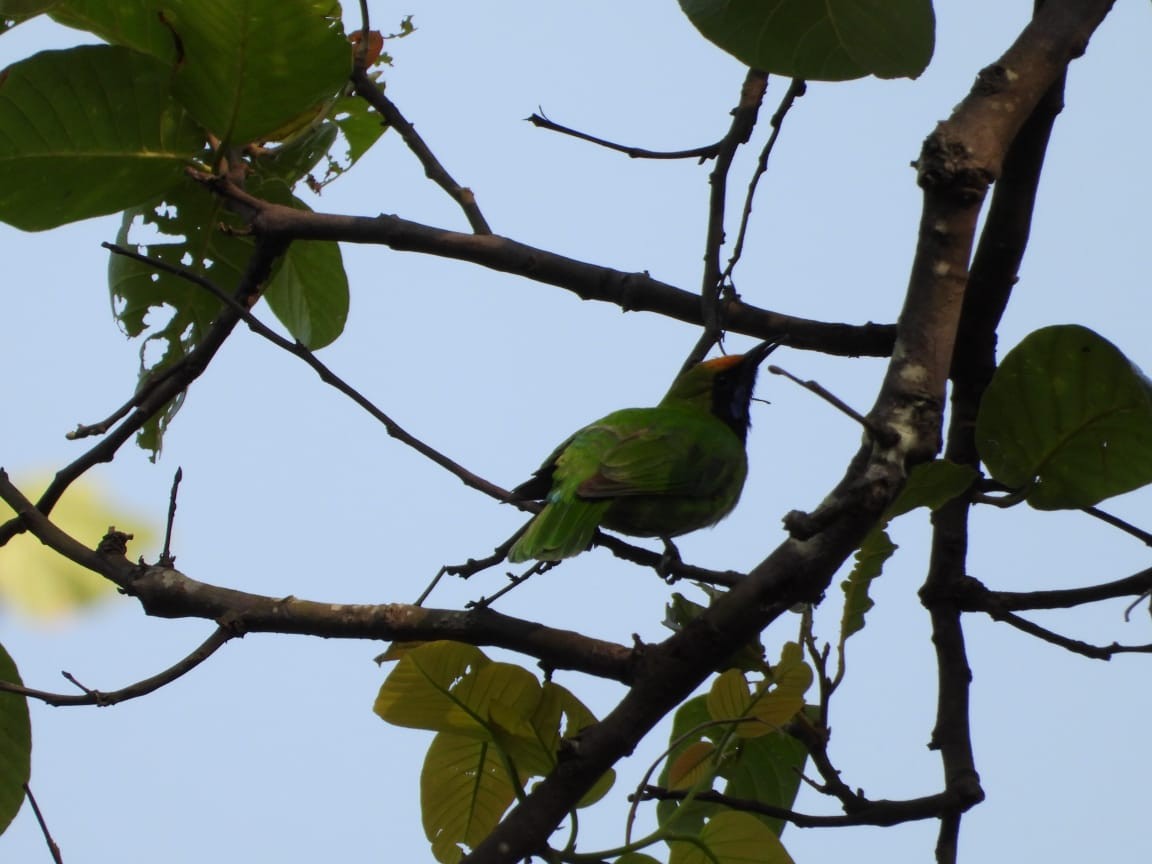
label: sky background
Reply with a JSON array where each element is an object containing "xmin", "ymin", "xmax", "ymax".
[{"xmin": 3, "ymin": 1, "xmax": 1152, "ymax": 862}]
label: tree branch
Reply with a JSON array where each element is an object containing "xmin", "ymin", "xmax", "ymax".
[
  {"xmin": 526, "ymin": 111, "xmax": 725, "ymax": 161},
  {"xmin": 638, "ymin": 785, "xmax": 972, "ymax": 829},
  {"xmin": 350, "ymin": 66, "xmax": 492, "ymax": 234},
  {"xmin": 0, "ymin": 471, "xmax": 635, "ymax": 683},
  {"xmin": 102, "ymin": 242, "xmax": 512, "ymax": 504},
  {"xmin": 189, "ymin": 168, "xmax": 897, "ymax": 358},
  {"xmin": 0, "ymin": 627, "xmax": 234, "ymax": 706}
]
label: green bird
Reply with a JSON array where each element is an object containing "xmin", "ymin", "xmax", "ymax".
[{"xmin": 507, "ymin": 341, "xmax": 779, "ymax": 562}]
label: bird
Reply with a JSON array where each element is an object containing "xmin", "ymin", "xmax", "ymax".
[{"xmin": 507, "ymin": 341, "xmax": 779, "ymax": 562}]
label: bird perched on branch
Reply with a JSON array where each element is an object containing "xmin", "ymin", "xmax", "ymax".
[{"xmin": 507, "ymin": 341, "xmax": 779, "ymax": 562}]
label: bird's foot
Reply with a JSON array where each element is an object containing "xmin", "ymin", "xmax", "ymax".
[{"xmin": 657, "ymin": 537, "xmax": 683, "ymax": 584}]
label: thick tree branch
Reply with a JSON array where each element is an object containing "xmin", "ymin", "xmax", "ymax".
[
  {"xmin": 920, "ymin": 3, "xmax": 1084, "ymax": 861},
  {"xmin": 0, "ymin": 471, "xmax": 635, "ymax": 683},
  {"xmin": 189, "ymin": 169, "xmax": 896, "ymax": 358}
]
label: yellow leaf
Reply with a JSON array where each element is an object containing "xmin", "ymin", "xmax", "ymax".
[
  {"xmin": 669, "ymin": 812, "xmax": 794, "ymax": 864},
  {"xmin": 667, "ymin": 740, "xmax": 717, "ymax": 790},
  {"xmin": 373, "ymin": 641, "xmax": 489, "ymax": 735},
  {"xmin": 0, "ymin": 475, "xmax": 157, "ymax": 620},
  {"xmin": 421, "ymin": 732, "xmax": 516, "ymax": 864}
]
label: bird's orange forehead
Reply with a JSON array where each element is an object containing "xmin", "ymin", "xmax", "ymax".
[{"xmin": 701, "ymin": 354, "xmax": 745, "ymax": 371}]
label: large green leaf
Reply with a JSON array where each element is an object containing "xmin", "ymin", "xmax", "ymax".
[
  {"xmin": 163, "ymin": 0, "xmax": 352, "ymax": 145},
  {"xmin": 0, "ymin": 45, "xmax": 203, "ymax": 230},
  {"xmin": 976, "ymin": 325, "xmax": 1152, "ymax": 510},
  {"xmin": 0, "ymin": 0, "xmax": 59, "ymax": 17},
  {"xmin": 421, "ymin": 732, "xmax": 516, "ymax": 864},
  {"xmin": 0, "ymin": 643, "xmax": 30, "ymax": 836},
  {"xmin": 49, "ymin": 0, "xmax": 177, "ymax": 60},
  {"xmin": 669, "ymin": 811, "xmax": 794, "ymax": 864},
  {"xmin": 720, "ymin": 726, "xmax": 808, "ymax": 837},
  {"xmin": 678, "ymin": 0, "xmax": 934, "ymax": 81},
  {"xmin": 374, "ymin": 641, "xmax": 490, "ymax": 736},
  {"xmin": 264, "ymin": 236, "xmax": 349, "ymax": 350}
]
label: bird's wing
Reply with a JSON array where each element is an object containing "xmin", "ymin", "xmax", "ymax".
[{"xmin": 572, "ymin": 414, "xmax": 739, "ymax": 500}]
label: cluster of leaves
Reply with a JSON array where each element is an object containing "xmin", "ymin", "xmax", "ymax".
[
  {"xmin": 0, "ymin": 0, "xmax": 392, "ymax": 454},
  {"xmin": 374, "ymin": 637, "xmax": 812, "ymax": 864},
  {"xmin": 374, "ymin": 642, "xmax": 616, "ymax": 864}
]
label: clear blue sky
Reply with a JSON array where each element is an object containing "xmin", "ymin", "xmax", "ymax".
[{"xmin": 3, "ymin": 2, "xmax": 1152, "ymax": 862}]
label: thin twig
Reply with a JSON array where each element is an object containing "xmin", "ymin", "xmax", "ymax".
[
  {"xmin": 721, "ymin": 78, "xmax": 806, "ymax": 284},
  {"xmin": 160, "ymin": 467, "xmax": 183, "ymax": 566},
  {"xmin": 467, "ymin": 561, "xmax": 555, "ymax": 609},
  {"xmin": 23, "ymin": 784, "xmax": 63, "ymax": 864},
  {"xmin": 638, "ymin": 785, "xmax": 968, "ymax": 829},
  {"xmin": 0, "ymin": 239, "xmax": 285, "ymax": 549},
  {"xmin": 768, "ymin": 364, "xmax": 897, "ymax": 446},
  {"xmin": 986, "ymin": 609, "xmax": 1152, "ymax": 659},
  {"xmin": 1081, "ymin": 506, "xmax": 1152, "ymax": 546},
  {"xmin": 0, "ymin": 627, "xmax": 234, "ymax": 707},
  {"xmin": 683, "ymin": 69, "xmax": 769, "ymax": 372},
  {"xmin": 526, "ymin": 111, "xmax": 723, "ymax": 161},
  {"xmin": 102, "ymin": 242, "xmax": 511, "ymax": 504},
  {"xmin": 350, "ymin": 67, "xmax": 491, "ymax": 234}
]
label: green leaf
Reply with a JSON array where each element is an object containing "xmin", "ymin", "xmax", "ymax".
[
  {"xmin": 109, "ymin": 185, "xmax": 252, "ymax": 456},
  {"xmin": 0, "ymin": 643, "xmax": 30, "ymax": 836},
  {"xmin": 49, "ymin": 0, "xmax": 177, "ymax": 60},
  {"xmin": 421, "ymin": 732, "xmax": 516, "ymax": 864},
  {"xmin": 707, "ymin": 646, "xmax": 810, "ymax": 739},
  {"xmin": 678, "ymin": 0, "xmax": 934, "ymax": 81},
  {"xmin": 721, "ymin": 728, "xmax": 809, "ymax": 837},
  {"xmin": 667, "ymin": 740, "xmax": 717, "ymax": 790},
  {"xmin": 331, "ymin": 95, "xmax": 387, "ymax": 167},
  {"xmin": 0, "ymin": 45, "xmax": 204, "ymax": 231},
  {"xmin": 977, "ymin": 325, "xmax": 1152, "ymax": 509},
  {"xmin": 255, "ymin": 121, "xmax": 340, "ymax": 185},
  {"xmin": 658, "ymin": 695, "xmax": 719, "ymax": 832},
  {"xmin": 669, "ymin": 811, "xmax": 794, "ymax": 864},
  {"xmin": 517, "ymin": 682, "xmax": 614, "ymax": 807},
  {"xmin": 616, "ymin": 855, "xmax": 664, "ymax": 864},
  {"xmin": 263, "ymin": 236, "xmax": 349, "ymax": 349},
  {"xmin": 374, "ymin": 641, "xmax": 490, "ymax": 735},
  {"xmin": 840, "ymin": 460, "xmax": 976, "ymax": 641},
  {"xmin": 0, "ymin": 0, "xmax": 59, "ymax": 17},
  {"xmin": 163, "ymin": 0, "xmax": 352, "ymax": 145}
]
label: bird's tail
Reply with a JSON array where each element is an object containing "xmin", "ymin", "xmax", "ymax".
[{"xmin": 508, "ymin": 498, "xmax": 610, "ymax": 562}]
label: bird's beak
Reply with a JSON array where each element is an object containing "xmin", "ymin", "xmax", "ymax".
[{"xmin": 744, "ymin": 339, "xmax": 780, "ymax": 368}]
